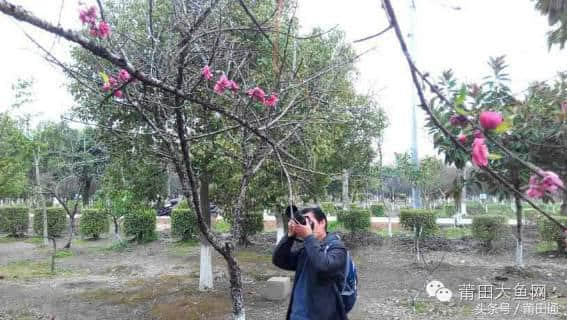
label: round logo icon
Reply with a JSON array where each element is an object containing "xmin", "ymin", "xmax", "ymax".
[{"xmin": 426, "ymin": 280, "xmax": 452, "ymax": 302}]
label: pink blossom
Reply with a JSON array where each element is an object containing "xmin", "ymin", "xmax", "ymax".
[
  {"xmin": 479, "ymin": 111, "xmax": 503, "ymax": 130},
  {"xmin": 471, "ymin": 137, "xmax": 488, "ymax": 168},
  {"xmin": 109, "ymin": 76, "xmax": 118, "ymax": 88},
  {"xmin": 561, "ymin": 101, "xmax": 567, "ymax": 113},
  {"xmin": 201, "ymin": 66, "xmax": 213, "ymax": 80},
  {"xmin": 541, "ymin": 171, "xmax": 564, "ymax": 193},
  {"xmin": 264, "ymin": 93, "xmax": 278, "ymax": 108},
  {"xmin": 102, "ymin": 82, "xmax": 111, "ymax": 92},
  {"xmin": 247, "ymin": 87, "xmax": 266, "ymax": 104},
  {"xmin": 96, "ymin": 21, "xmax": 111, "ymax": 39},
  {"xmin": 474, "ymin": 130, "xmax": 484, "ymax": 139},
  {"xmin": 118, "ymin": 69, "xmax": 131, "ymax": 82},
  {"xmin": 457, "ymin": 134, "xmax": 467, "ymax": 144},
  {"xmin": 228, "ymin": 80, "xmax": 240, "ymax": 93},
  {"xmin": 214, "ymin": 74, "xmax": 231, "ymax": 94},
  {"xmin": 113, "ymin": 90, "xmax": 123, "ymax": 98},
  {"xmin": 79, "ymin": 6, "xmax": 97, "ymax": 25},
  {"xmin": 525, "ymin": 171, "xmax": 565, "ymax": 199},
  {"xmin": 526, "ymin": 187, "xmax": 544, "ymax": 199}
]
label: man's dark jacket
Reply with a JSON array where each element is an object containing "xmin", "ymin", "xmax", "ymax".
[{"xmin": 272, "ymin": 233, "xmax": 348, "ymax": 320}]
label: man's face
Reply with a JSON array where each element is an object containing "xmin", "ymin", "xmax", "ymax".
[{"xmin": 304, "ymin": 212, "xmax": 326, "ymax": 239}]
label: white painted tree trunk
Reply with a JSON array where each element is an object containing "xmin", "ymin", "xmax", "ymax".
[
  {"xmin": 342, "ymin": 169, "xmax": 350, "ymax": 211},
  {"xmin": 34, "ymin": 152, "xmax": 48, "ymax": 246},
  {"xmin": 199, "ymin": 173, "xmax": 213, "ymax": 291},
  {"xmin": 233, "ymin": 311, "xmax": 245, "ymax": 320},
  {"xmin": 275, "ymin": 211, "xmax": 284, "ymax": 244},
  {"xmin": 516, "ymin": 238, "xmax": 524, "ymax": 268},
  {"xmin": 199, "ymin": 242, "xmax": 214, "ymax": 291}
]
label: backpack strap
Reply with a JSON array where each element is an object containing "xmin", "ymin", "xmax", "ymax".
[{"xmin": 324, "ymin": 239, "xmax": 350, "ymax": 294}]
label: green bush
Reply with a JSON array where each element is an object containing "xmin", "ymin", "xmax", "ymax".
[
  {"xmin": 171, "ymin": 208, "xmax": 198, "ymax": 241},
  {"xmin": 79, "ymin": 209, "xmax": 109, "ymax": 239},
  {"xmin": 472, "ymin": 215, "xmax": 507, "ymax": 249},
  {"xmin": 537, "ymin": 215, "xmax": 567, "ymax": 253},
  {"xmin": 327, "ymin": 220, "xmax": 343, "ymax": 232},
  {"xmin": 33, "ymin": 208, "xmax": 66, "ymax": 237},
  {"xmin": 123, "ymin": 208, "xmax": 157, "ymax": 243},
  {"xmin": 370, "ymin": 204, "xmax": 385, "ymax": 217},
  {"xmin": 0, "ymin": 207, "xmax": 29, "ymax": 236},
  {"xmin": 320, "ymin": 202, "xmax": 338, "ymax": 216},
  {"xmin": 225, "ymin": 211, "xmax": 264, "ymax": 237},
  {"xmin": 337, "ymin": 209, "xmax": 371, "ymax": 233},
  {"xmin": 400, "ymin": 209, "xmax": 438, "ymax": 236}
]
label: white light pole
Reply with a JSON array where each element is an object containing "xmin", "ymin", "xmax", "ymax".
[{"xmin": 408, "ymin": 0, "xmax": 422, "ymax": 209}]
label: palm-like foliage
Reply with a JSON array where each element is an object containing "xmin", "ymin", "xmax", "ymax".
[{"xmin": 534, "ymin": 0, "xmax": 567, "ymax": 49}]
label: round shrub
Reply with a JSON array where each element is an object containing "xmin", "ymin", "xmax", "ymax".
[
  {"xmin": 225, "ymin": 211, "xmax": 264, "ymax": 237},
  {"xmin": 337, "ymin": 209, "xmax": 371, "ymax": 233},
  {"xmin": 537, "ymin": 215, "xmax": 567, "ymax": 253},
  {"xmin": 0, "ymin": 207, "xmax": 29, "ymax": 236},
  {"xmin": 472, "ymin": 215, "xmax": 507, "ymax": 249},
  {"xmin": 400, "ymin": 209, "xmax": 438, "ymax": 236},
  {"xmin": 171, "ymin": 208, "xmax": 198, "ymax": 241},
  {"xmin": 33, "ymin": 208, "xmax": 66, "ymax": 237},
  {"xmin": 123, "ymin": 208, "xmax": 157, "ymax": 243},
  {"xmin": 79, "ymin": 209, "xmax": 109, "ymax": 239},
  {"xmin": 370, "ymin": 204, "xmax": 385, "ymax": 217},
  {"xmin": 320, "ymin": 202, "xmax": 338, "ymax": 216}
]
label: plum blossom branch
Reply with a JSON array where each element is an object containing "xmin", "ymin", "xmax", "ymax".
[{"xmin": 381, "ymin": 0, "xmax": 567, "ymax": 230}]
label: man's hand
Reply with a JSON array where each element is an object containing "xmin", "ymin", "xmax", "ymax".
[
  {"xmin": 288, "ymin": 219, "xmax": 297, "ymax": 237},
  {"xmin": 294, "ymin": 218, "xmax": 313, "ymax": 239}
]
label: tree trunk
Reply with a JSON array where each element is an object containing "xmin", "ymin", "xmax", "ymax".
[
  {"xmin": 50, "ymin": 237, "xmax": 56, "ymax": 274},
  {"xmin": 514, "ymin": 192, "xmax": 524, "ymax": 268},
  {"xmin": 34, "ymin": 151, "xmax": 48, "ymax": 246},
  {"xmin": 82, "ymin": 176, "xmax": 91, "ymax": 206},
  {"xmin": 64, "ymin": 215, "xmax": 75, "ymax": 249},
  {"xmin": 199, "ymin": 173, "xmax": 213, "ymax": 291},
  {"xmin": 342, "ymin": 169, "xmax": 350, "ymax": 211},
  {"xmin": 275, "ymin": 208, "xmax": 284, "ymax": 244},
  {"xmin": 227, "ymin": 246, "xmax": 246, "ymax": 320}
]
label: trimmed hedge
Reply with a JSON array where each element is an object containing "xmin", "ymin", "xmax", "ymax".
[
  {"xmin": 123, "ymin": 208, "xmax": 157, "ymax": 243},
  {"xmin": 337, "ymin": 209, "xmax": 371, "ymax": 233},
  {"xmin": 33, "ymin": 208, "xmax": 66, "ymax": 237},
  {"xmin": 472, "ymin": 215, "xmax": 507, "ymax": 249},
  {"xmin": 79, "ymin": 209, "xmax": 109, "ymax": 239},
  {"xmin": 537, "ymin": 215, "xmax": 567, "ymax": 253},
  {"xmin": 400, "ymin": 209, "xmax": 438, "ymax": 236},
  {"xmin": 0, "ymin": 207, "xmax": 29, "ymax": 236},
  {"xmin": 225, "ymin": 211, "xmax": 263, "ymax": 237},
  {"xmin": 171, "ymin": 208, "xmax": 198, "ymax": 241},
  {"xmin": 370, "ymin": 204, "xmax": 385, "ymax": 217}
]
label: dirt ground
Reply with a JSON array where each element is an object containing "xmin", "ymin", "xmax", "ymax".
[{"xmin": 1, "ymin": 226, "xmax": 567, "ymax": 320}]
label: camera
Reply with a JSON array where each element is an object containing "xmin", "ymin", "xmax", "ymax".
[{"xmin": 294, "ymin": 214, "xmax": 315, "ymax": 230}]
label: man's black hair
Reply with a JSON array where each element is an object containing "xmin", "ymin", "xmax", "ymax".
[
  {"xmin": 300, "ymin": 207, "xmax": 327, "ymax": 232},
  {"xmin": 285, "ymin": 205, "xmax": 299, "ymax": 219}
]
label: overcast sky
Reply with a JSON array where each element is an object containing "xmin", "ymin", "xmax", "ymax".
[{"xmin": 1, "ymin": 0, "xmax": 566, "ymax": 164}]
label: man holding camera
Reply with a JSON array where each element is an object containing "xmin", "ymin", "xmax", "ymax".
[{"xmin": 272, "ymin": 207, "xmax": 348, "ymax": 320}]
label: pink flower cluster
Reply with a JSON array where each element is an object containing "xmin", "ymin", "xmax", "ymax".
[
  {"xmin": 213, "ymin": 74, "xmax": 239, "ymax": 94},
  {"xmin": 102, "ymin": 69, "xmax": 131, "ymax": 98},
  {"xmin": 79, "ymin": 6, "xmax": 111, "ymax": 39},
  {"xmin": 471, "ymin": 136, "xmax": 488, "ymax": 168},
  {"xmin": 202, "ymin": 65, "xmax": 278, "ymax": 108},
  {"xmin": 479, "ymin": 111, "xmax": 503, "ymax": 130},
  {"xmin": 525, "ymin": 171, "xmax": 565, "ymax": 199},
  {"xmin": 247, "ymin": 87, "xmax": 278, "ymax": 107}
]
